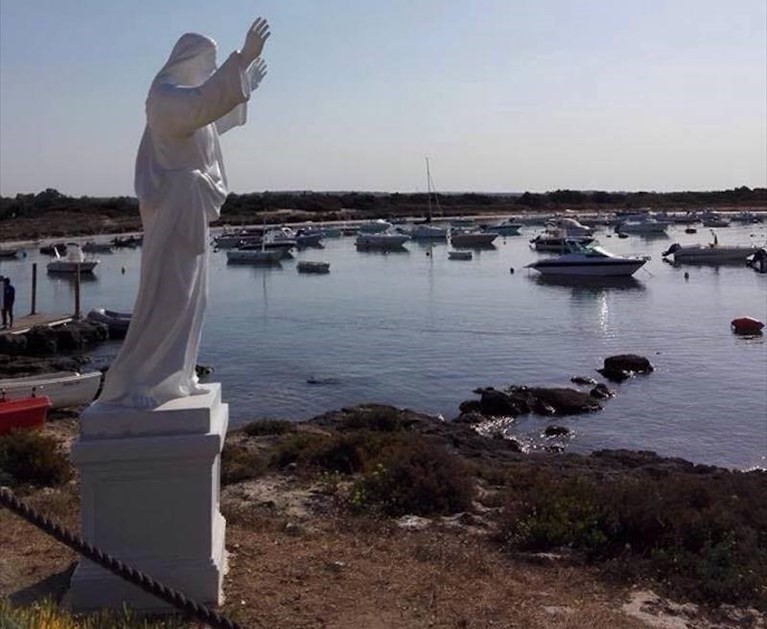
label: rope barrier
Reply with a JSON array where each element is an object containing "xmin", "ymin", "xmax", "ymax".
[{"xmin": 0, "ymin": 486, "xmax": 242, "ymax": 629}]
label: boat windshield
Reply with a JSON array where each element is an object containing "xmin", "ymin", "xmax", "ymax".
[{"xmin": 564, "ymin": 240, "xmax": 614, "ymax": 258}]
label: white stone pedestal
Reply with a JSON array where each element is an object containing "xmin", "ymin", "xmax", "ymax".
[{"xmin": 67, "ymin": 384, "xmax": 229, "ymax": 611}]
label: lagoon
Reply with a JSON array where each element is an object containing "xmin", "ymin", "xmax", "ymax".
[{"xmin": 6, "ymin": 221, "xmax": 766, "ymax": 470}]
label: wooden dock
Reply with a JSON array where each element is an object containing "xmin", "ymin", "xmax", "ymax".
[{"xmin": 5, "ymin": 313, "xmax": 73, "ymax": 335}]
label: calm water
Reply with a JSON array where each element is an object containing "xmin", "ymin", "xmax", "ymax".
[{"xmin": 5, "ymin": 222, "xmax": 766, "ymax": 470}]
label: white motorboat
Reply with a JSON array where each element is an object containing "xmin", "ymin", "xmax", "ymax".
[
  {"xmin": 297, "ymin": 261, "xmax": 330, "ymax": 274},
  {"xmin": 355, "ymin": 232, "xmax": 410, "ymax": 250},
  {"xmin": 450, "ymin": 229, "xmax": 498, "ymax": 247},
  {"xmin": 358, "ymin": 219, "xmax": 394, "ymax": 234},
  {"xmin": 547, "ymin": 217, "xmax": 593, "ymax": 237},
  {"xmin": 700, "ymin": 212, "xmax": 731, "ymax": 228},
  {"xmin": 0, "ymin": 371, "xmax": 102, "ymax": 409},
  {"xmin": 525, "ymin": 240, "xmax": 649, "ymax": 277},
  {"xmin": 47, "ymin": 244, "xmax": 99, "ymax": 273},
  {"xmin": 530, "ymin": 230, "xmax": 594, "ymax": 252},
  {"xmin": 662, "ymin": 232, "xmax": 759, "ymax": 263}
]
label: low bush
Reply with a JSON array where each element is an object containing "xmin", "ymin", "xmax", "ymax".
[
  {"xmin": 498, "ymin": 468, "xmax": 767, "ymax": 610},
  {"xmin": 221, "ymin": 444, "xmax": 267, "ymax": 485},
  {"xmin": 242, "ymin": 418, "xmax": 295, "ymax": 437},
  {"xmin": 0, "ymin": 430, "xmax": 72, "ymax": 488},
  {"xmin": 350, "ymin": 438, "xmax": 475, "ymax": 517},
  {"xmin": 337, "ymin": 405, "xmax": 408, "ymax": 432}
]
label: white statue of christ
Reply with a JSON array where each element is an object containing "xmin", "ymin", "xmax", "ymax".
[{"xmin": 98, "ymin": 19, "xmax": 270, "ymax": 408}]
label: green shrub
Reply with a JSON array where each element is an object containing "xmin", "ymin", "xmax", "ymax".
[
  {"xmin": 337, "ymin": 405, "xmax": 407, "ymax": 432},
  {"xmin": 221, "ymin": 444, "xmax": 267, "ymax": 485},
  {"xmin": 498, "ymin": 468, "xmax": 767, "ymax": 610},
  {"xmin": 270, "ymin": 432, "xmax": 379, "ymax": 475},
  {"xmin": 242, "ymin": 418, "xmax": 295, "ymax": 437},
  {"xmin": 0, "ymin": 430, "xmax": 72, "ymax": 488},
  {"xmin": 350, "ymin": 439, "xmax": 475, "ymax": 517}
]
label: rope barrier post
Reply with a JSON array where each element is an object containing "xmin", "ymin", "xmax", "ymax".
[{"xmin": 30, "ymin": 262, "xmax": 37, "ymax": 315}]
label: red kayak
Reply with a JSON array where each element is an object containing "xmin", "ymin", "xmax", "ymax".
[{"xmin": 0, "ymin": 396, "xmax": 53, "ymax": 435}]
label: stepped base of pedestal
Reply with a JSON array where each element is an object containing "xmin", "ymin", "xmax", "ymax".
[{"xmin": 67, "ymin": 383, "xmax": 229, "ymax": 612}]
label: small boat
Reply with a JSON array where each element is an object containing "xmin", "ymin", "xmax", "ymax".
[
  {"xmin": 226, "ymin": 247, "xmax": 284, "ymax": 264},
  {"xmin": 614, "ymin": 218, "xmax": 668, "ymax": 234},
  {"xmin": 450, "ymin": 229, "xmax": 498, "ymax": 247},
  {"xmin": 0, "ymin": 371, "xmax": 101, "ymax": 409},
  {"xmin": 111, "ymin": 235, "xmax": 143, "ymax": 248},
  {"xmin": 355, "ymin": 232, "xmax": 410, "ymax": 250},
  {"xmin": 0, "ymin": 395, "xmax": 52, "ymax": 435},
  {"xmin": 700, "ymin": 212, "xmax": 731, "ymax": 228},
  {"xmin": 409, "ymin": 157, "xmax": 449, "ymax": 241},
  {"xmin": 662, "ymin": 232, "xmax": 759, "ymax": 263},
  {"xmin": 87, "ymin": 308, "xmax": 131, "ymax": 338},
  {"xmin": 47, "ymin": 244, "xmax": 99, "ymax": 274},
  {"xmin": 82, "ymin": 241, "xmax": 114, "ymax": 253},
  {"xmin": 0, "ymin": 249, "xmax": 19, "ymax": 258},
  {"xmin": 297, "ymin": 261, "xmax": 330, "ymax": 274},
  {"xmin": 525, "ymin": 240, "xmax": 649, "ymax": 277},
  {"xmin": 731, "ymin": 317, "xmax": 764, "ymax": 335},
  {"xmin": 448, "ymin": 250, "xmax": 473, "ymax": 260}
]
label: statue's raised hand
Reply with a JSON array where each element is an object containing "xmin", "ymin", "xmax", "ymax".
[
  {"xmin": 248, "ymin": 58, "xmax": 268, "ymax": 91},
  {"xmin": 241, "ymin": 18, "xmax": 270, "ymax": 66}
]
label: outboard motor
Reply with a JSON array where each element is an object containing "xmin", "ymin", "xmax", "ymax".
[{"xmin": 662, "ymin": 243, "xmax": 681, "ymax": 257}]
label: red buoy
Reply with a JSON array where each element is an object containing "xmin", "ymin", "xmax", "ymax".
[{"xmin": 731, "ymin": 317, "xmax": 765, "ymax": 335}]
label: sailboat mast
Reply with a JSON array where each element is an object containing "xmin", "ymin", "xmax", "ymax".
[{"xmin": 425, "ymin": 156, "xmax": 432, "ymax": 223}]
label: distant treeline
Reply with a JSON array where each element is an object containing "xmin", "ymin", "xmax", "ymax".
[{"xmin": 1, "ymin": 185, "xmax": 765, "ymax": 221}]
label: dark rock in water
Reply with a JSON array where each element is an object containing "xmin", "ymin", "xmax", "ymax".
[
  {"xmin": 307, "ymin": 376, "xmax": 340, "ymax": 385},
  {"xmin": 598, "ymin": 354, "xmax": 654, "ymax": 382},
  {"xmin": 510, "ymin": 386, "xmax": 602, "ymax": 416},
  {"xmin": 603, "ymin": 354, "xmax": 653, "ymax": 373},
  {"xmin": 458, "ymin": 399, "xmax": 482, "ymax": 414},
  {"xmin": 54, "ymin": 321, "xmax": 109, "ymax": 352},
  {"xmin": 478, "ymin": 388, "xmax": 528, "ymax": 417},
  {"xmin": 590, "ymin": 383, "xmax": 615, "ymax": 399},
  {"xmin": 571, "ymin": 376, "xmax": 597, "ymax": 386},
  {"xmin": 543, "ymin": 425, "xmax": 570, "ymax": 437},
  {"xmin": 453, "ymin": 411, "xmax": 485, "ymax": 425},
  {"xmin": 195, "ymin": 364, "xmax": 214, "ymax": 378}
]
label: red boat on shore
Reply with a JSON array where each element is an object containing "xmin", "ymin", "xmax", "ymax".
[{"xmin": 0, "ymin": 396, "xmax": 53, "ymax": 435}]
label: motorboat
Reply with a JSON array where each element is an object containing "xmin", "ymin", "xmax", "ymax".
[
  {"xmin": 614, "ymin": 217, "xmax": 668, "ymax": 234},
  {"xmin": 448, "ymin": 250, "xmax": 473, "ymax": 260},
  {"xmin": 0, "ymin": 396, "xmax": 52, "ymax": 435},
  {"xmin": 0, "ymin": 371, "xmax": 102, "ymax": 409},
  {"xmin": 82, "ymin": 241, "xmax": 114, "ymax": 253},
  {"xmin": 482, "ymin": 219, "xmax": 522, "ymax": 236},
  {"xmin": 547, "ymin": 217, "xmax": 593, "ymax": 237},
  {"xmin": 662, "ymin": 232, "xmax": 759, "ymax": 263},
  {"xmin": 700, "ymin": 212, "xmax": 731, "ymax": 228},
  {"xmin": 111, "ymin": 235, "xmax": 142, "ymax": 248},
  {"xmin": 0, "ymin": 249, "xmax": 19, "ymax": 258},
  {"xmin": 47, "ymin": 244, "xmax": 99, "ymax": 273},
  {"xmin": 297, "ymin": 261, "xmax": 330, "ymax": 274},
  {"xmin": 358, "ymin": 219, "xmax": 393, "ymax": 234},
  {"xmin": 226, "ymin": 247, "xmax": 284, "ymax": 264},
  {"xmin": 355, "ymin": 231, "xmax": 410, "ymax": 250},
  {"xmin": 530, "ymin": 228, "xmax": 594, "ymax": 252},
  {"xmin": 409, "ymin": 222, "xmax": 449, "ymax": 240},
  {"xmin": 87, "ymin": 308, "xmax": 131, "ymax": 338},
  {"xmin": 450, "ymin": 229, "xmax": 498, "ymax": 247},
  {"xmin": 525, "ymin": 240, "xmax": 649, "ymax": 277}
]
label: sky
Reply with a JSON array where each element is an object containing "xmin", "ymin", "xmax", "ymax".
[{"xmin": 0, "ymin": 0, "xmax": 765, "ymax": 197}]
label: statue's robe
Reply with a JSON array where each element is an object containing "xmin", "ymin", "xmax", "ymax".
[{"xmin": 98, "ymin": 51, "xmax": 251, "ymax": 408}]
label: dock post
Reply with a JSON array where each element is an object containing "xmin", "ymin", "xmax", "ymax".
[
  {"xmin": 30, "ymin": 263, "xmax": 37, "ymax": 315},
  {"xmin": 74, "ymin": 264, "xmax": 81, "ymax": 319}
]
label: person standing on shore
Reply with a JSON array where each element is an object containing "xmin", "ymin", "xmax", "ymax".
[
  {"xmin": 2, "ymin": 277, "xmax": 14, "ymax": 329},
  {"xmin": 97, "ymin": 18, "xmax": 271, "ymax": 408},
  {"xmin": 0, "ymin": 275, "xmax": 5, "ymax": 329}
]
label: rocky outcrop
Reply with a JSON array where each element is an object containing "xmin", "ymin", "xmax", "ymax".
[
  {"xmin": 0, "ymin": 320, "xmax": 108, "ymax": 357},
  {"xmin": 460, "ymin": 386, "xmax": 603, "ymax": 419},
  {"xmin": 597, "ymin": 354, "xmax": 654, "ymax": 382}
]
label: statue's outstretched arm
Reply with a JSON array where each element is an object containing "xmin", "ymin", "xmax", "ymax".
[{"xmin": 240, "ymin": 18, "xmax": 270, "ymax": 67}]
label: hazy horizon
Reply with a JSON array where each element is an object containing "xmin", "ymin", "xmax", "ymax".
[{"xmin": 1, "ymin": 1, "xmax": 765, "ymax": 197}]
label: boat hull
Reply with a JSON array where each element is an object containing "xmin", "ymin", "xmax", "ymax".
[
  {"xmin": 528, "ymin": 260, "xmax": 647, "ymax": 277},
  {"xmin": 47, "ymin": 261, "xmax": 98, "ymax": 273},
  {"xmin": 671, "ymin": 247, "xmax": 758, "ymax": 263},
  {"xmin": 0, "ymin": 372, "xmax": 101, "ymax": 409},
  {"xmin": 0, "ymin": 396, "xmax": 52, "ymax": 435}
]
